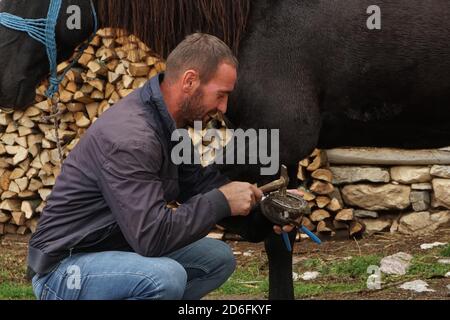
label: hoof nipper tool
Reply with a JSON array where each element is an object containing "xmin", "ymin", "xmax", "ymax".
[{"xmin": 259, "ymin": 165, "xmax": 321, "ymax": 251}]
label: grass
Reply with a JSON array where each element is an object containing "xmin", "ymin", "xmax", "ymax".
[
  {"xmin": 211, "ymin": 255, "xmax": 382, "ymax": 298},
  {"xmin": 408, "ymin": 255, "xmax": 450, "ymax": 278},
  {"xmin": 2, "ymin": 241, "xmax": 449, "ymax": 300},
  {"xmin": 297, "ymin": 255, "xmax": 383, "ymax": 280},
  {"xmin": 294, "ymin": 282, "xmax": 365, "ymax": 297},
  {"xmin": 322, "ymin": 255, "xmax": 382, "ymax": 279},
  {"xmin": 379, "ymin": 253, "xmax": 450, "ymax": 287},
  {"xmin": 0, "ymin": 282, "xmax": 35, "ymax": 300},
  {"xmin": 402, "ymin": 244, "xmax": 450, "ymax": 279},
  {"xmin": 210, "ymin": 259, "xmax": 367, "ymax": 299},
  {"xmin": 210, "ymin": 261, "xmax": 269, "ymax": 297},
  {"xmin": 211, "ymin": 251, "xmax": 450, "ymax": 299},
  {"xmin": 440, "ymin": 244, "xmax": 450, "ymax": 257},
  {"xmin": 293, "ymin": 256, "xmax": 381, "ymax": 297},
  {"xmin": 0, "ymin": 246, "xmax": 35, "ymax": 300}
]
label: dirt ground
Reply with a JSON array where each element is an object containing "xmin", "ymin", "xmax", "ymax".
[
  {"xmin": 1, "ymin": 228, "xmax": 449, "ymax": 300},
  {"xmin": 225, "ymin": 227, "xmax": 450, "ymax": 300}
]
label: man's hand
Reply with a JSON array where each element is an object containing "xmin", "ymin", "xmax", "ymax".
[
  {"xmin": 219, "ymin": 182, "xmax": 263, "ymax": 216},
  {"xmin": 273, "ymin": 225, "xmax": 295, "ymax": 235},
  {"xmin": 272, "ymin": 189, "xmax": 305, "ymax": 235}
]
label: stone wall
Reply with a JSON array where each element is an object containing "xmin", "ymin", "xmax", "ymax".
[{"xmin": 328, "ymin": 159, "xmax": 450, "ymax": 236}]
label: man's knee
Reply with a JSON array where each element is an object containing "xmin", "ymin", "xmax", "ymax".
[
  {"xmin": 208, "ymin": 239, "xmax": 237, "ymax": 276},
  {"xmin": 158, "ymin": 272, "xmax": 187, "ymax": 300},
  {"xmin": 135, "ymin": 258, "xmax": 187, "ymax": 300}
]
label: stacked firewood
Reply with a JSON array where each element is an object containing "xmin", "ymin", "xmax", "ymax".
[
  {"xmin": 297, "ymin": 149, "xmax": 365, "ymax": 240},
  {"xmin": 0, "ymin": 28, "xmax": 165, "ymax": 236}
]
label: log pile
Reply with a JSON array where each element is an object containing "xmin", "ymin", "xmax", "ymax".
[
  {"xmin": 296, "ymin": 149, "xmax": 366, "ymax": 240},
  {"xmin": 0, "ymin": 28, "xmax": 165, "ymax": 236}
]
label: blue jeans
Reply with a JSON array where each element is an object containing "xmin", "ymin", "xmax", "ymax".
[{"xmin": 32, "ymin": 238, "xmax": 236, "ymax": 300}]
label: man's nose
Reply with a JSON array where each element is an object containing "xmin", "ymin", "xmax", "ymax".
[{"xmin": 218, "ymin": 98, "xmax": 228, "ymax": 114}]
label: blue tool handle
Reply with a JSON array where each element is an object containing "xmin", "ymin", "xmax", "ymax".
[
  {"xmin": 281, "ymin": 232, "xmax": 292, "ymax": 252},
  {"xmin": 300, "ymin": 226, "xmax": 322, "ymax": 244}
]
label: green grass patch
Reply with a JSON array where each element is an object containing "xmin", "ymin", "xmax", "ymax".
[
  {"xmin": 302, "ymin": 258, "xmax": 323, "ymax": 270},
  {"xmin": 298, "ymin": 255, "xmax": 382, "ymax": 280},
  {"xmin": 408, "ymin": 255, "xmax": 450, "ymax": 278},
  {"xmin": 210, "ymin": 261, "xmax": 269, "ymax": 297},
  {"xmin": 326, "ymin": 256, "xmax": 382, "ymax": 279},
  {"xmin": 294, "ymin": 282, "xmax": 365, "ymax": 298},
  {"xmin": 0, "ymin": 246, "xmax": 35, "ymax": 300},
  {"xmin": 440, "ymin": 244, "xmax": 450, "ymax": 257},
  {"xmin": 212, "ymin": 261, "xmax": 367, "ymax": 298},
  {"xmin": 211, "ymin": 256, "xmax": 376, "ymax": 298},
  {"xmin": 0, "ymin": 282, "xmax": 35, "ymax": 300}
]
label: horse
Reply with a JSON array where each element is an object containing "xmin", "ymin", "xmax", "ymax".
[{"xmin": 2, "ymin": 0, "xmax": 450, "ymax": 300}]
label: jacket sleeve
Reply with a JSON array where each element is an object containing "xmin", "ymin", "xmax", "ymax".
[
  {"xmin": 177, "ymin": 163, "xmax": 230, "ymax": 203},
  {"xmin": 97, "ymin": 138, "xmax": 231, "ymax": 257}
]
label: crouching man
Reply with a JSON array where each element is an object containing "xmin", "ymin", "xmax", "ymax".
[{"xmin": 28, "ymin": 33, "xmax": 265, "ymax": 300}]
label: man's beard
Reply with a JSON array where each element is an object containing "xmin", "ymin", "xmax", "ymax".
[{"xmin": 179, "ymin": 88, "xmax": 208, "ymax": 128}]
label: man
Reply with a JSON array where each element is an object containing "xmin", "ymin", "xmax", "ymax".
[{"xmin": 28, "ymin": 33, "xmax": 293, "ymax": 300}]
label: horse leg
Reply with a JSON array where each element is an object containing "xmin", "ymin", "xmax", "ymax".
[
  {"xmin": 264, "ymin": 164, "xmax": 301, "ymax": 300},
  {"xmin": 225, "ymin": 58, "xmax": 322, "ymax": 299},
  {"xmin": 218, "ymin": 206, "xmax": 273, "ymax": 243},
  {"xmin": 219, "ymin": 210, "xmax": 296, "ymax": 300},
  {"xmin": 265, "ymin": 230, "xmax": 296, "ymax": 300}
]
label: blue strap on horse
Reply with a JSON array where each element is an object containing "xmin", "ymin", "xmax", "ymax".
[
  {"xmin": 281, "ymin": 226, "xmax": 321, "ymax": 252},
  {"xmin": 281, "ymin": 232, "xmax": 292, "ymax": 252},
  {"xmin": 0, "ymin": 0, "xmax": 98, "ymax": 98},
  {"xmin": 1, "ymin": 0, "xmax": 97, "ymax": 162},
  {"xmin": 299, "ymin": 226, "xmax": 322, "ymax": 244}
]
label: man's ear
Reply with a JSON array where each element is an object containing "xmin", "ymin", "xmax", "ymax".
[{"xmin": 182, "ymin": 70, "xmax": 200, "ymax": 93}]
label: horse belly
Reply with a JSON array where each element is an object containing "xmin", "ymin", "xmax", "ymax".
[{"xmin": 313, "ymin": 1, "xmax": 448, "ymax": 117}]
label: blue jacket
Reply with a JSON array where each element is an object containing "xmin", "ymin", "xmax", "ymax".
[{"xmin": 28, "ymin": 74, "xmax": 231, "ymax": 275}]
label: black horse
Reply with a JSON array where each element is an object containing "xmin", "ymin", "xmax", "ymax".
[{"xmin": 2, "ymin": 0, "xmax": 450, "ymax": 299}]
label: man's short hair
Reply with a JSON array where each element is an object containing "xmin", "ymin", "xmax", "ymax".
[{"xmin": 165, "ymin": 33, "xmax": 238, "ymax": 84}]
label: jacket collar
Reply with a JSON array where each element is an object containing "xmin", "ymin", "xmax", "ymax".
[{"xmin": 140, "ymin": 73, "xmax": 177, "ymax": 135}]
